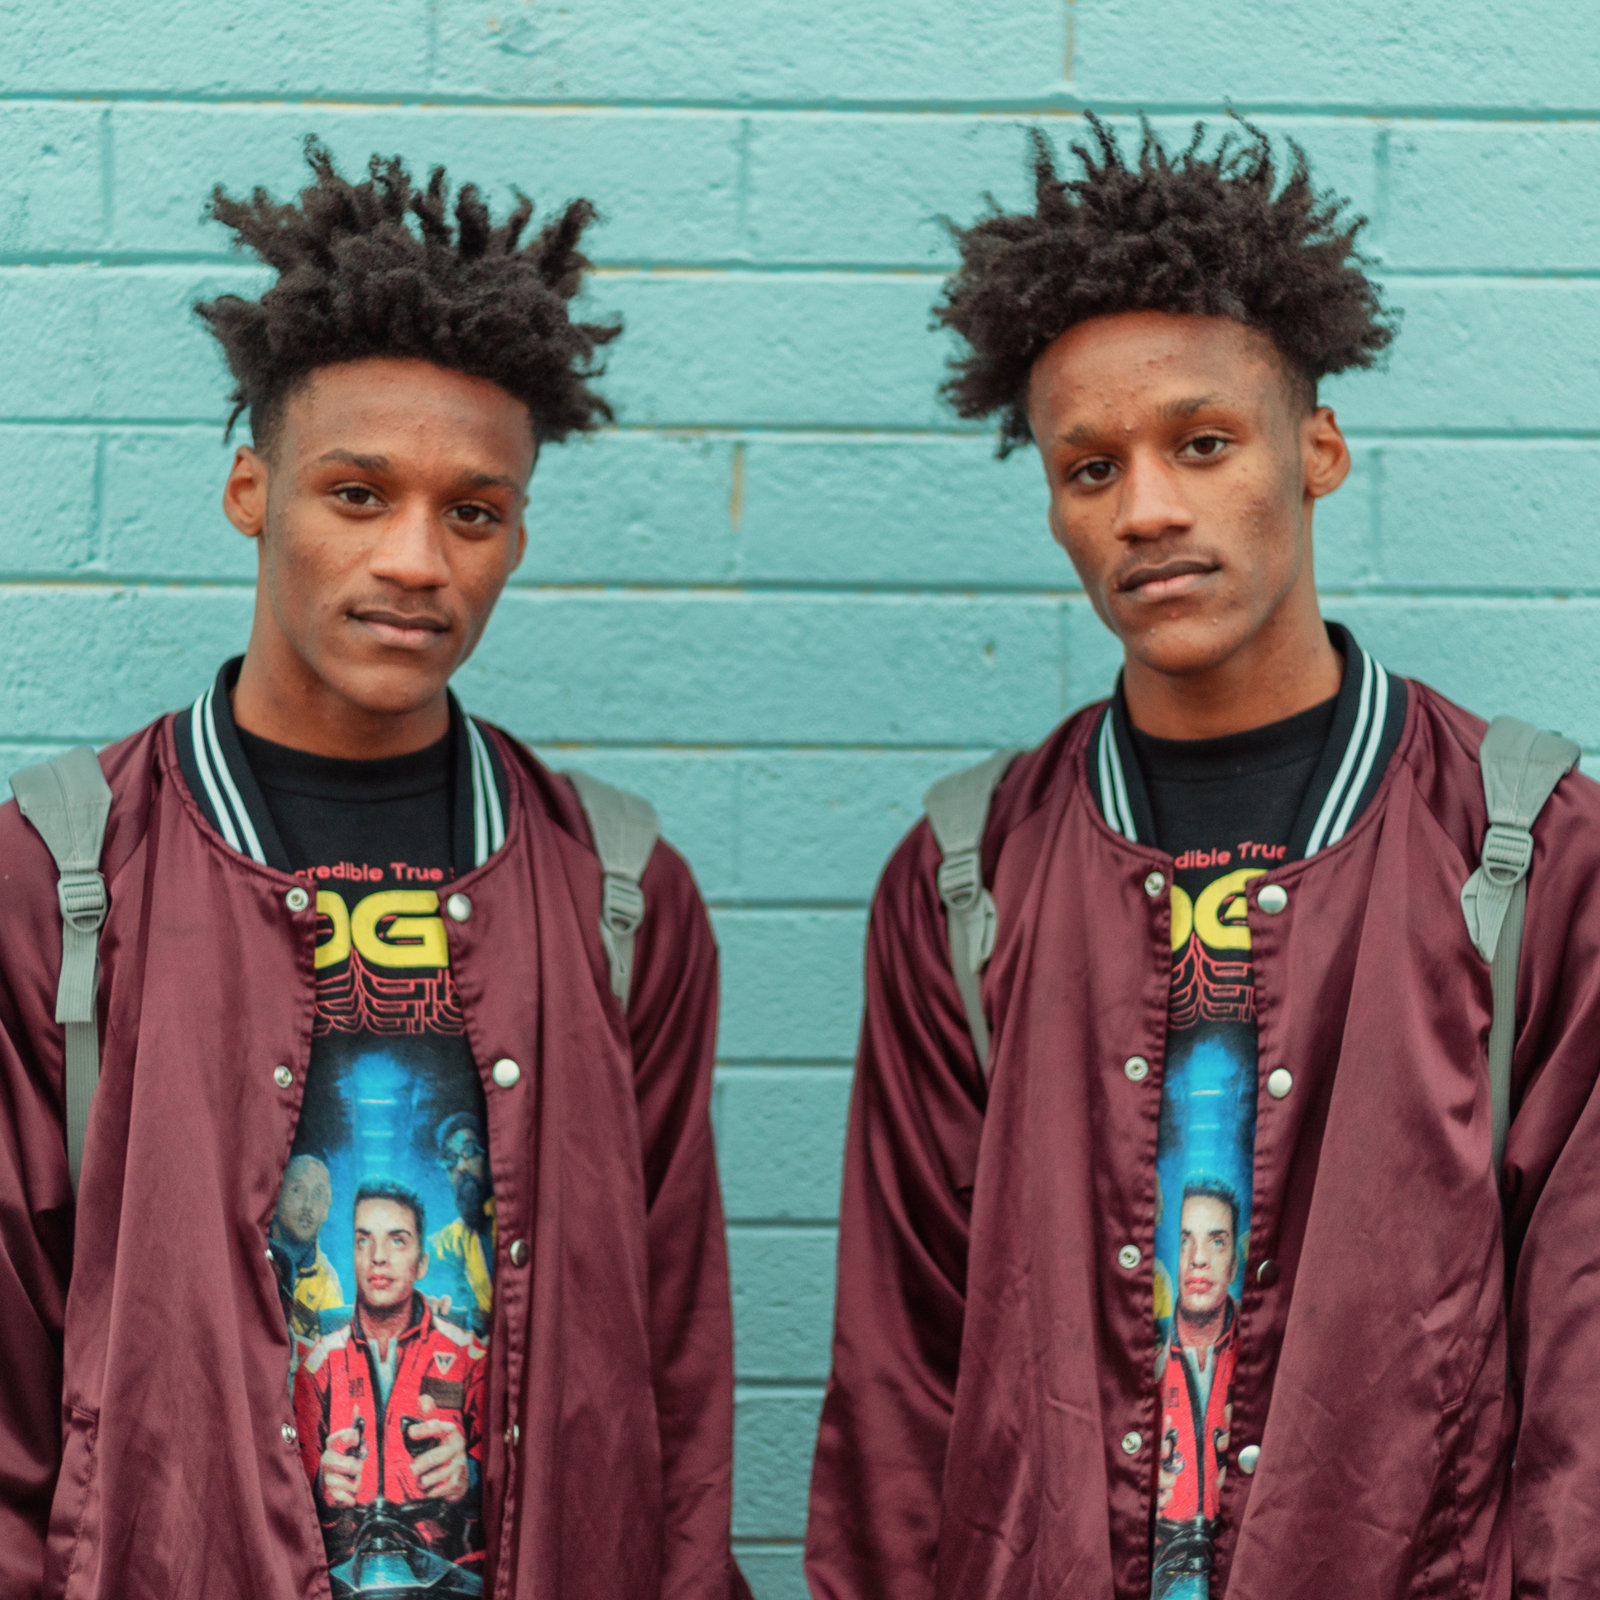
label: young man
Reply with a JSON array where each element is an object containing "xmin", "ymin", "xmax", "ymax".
[
  {"xmin": 806, "ymin": 120, "xmax": 1600, "ymax": 1600},
  {"xmin": 0, "ymin": 144, "xmax": 748, "ymax": 1600}
]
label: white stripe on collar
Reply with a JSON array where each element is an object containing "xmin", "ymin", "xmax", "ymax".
[
  {"xmin": 465, "ymin": 717, "xmax": 506, "ymax": 867},
  {"xmin": 1305, "ymin": 648, "xmax": 1390, "ymax": 855},
  {"xmin": 1098, "ymin": 711, "xmax": 1138, "ymax": 842},
  {"xmin": 192, "ymin": 687, "xmax": 266, "ymax": 864}
]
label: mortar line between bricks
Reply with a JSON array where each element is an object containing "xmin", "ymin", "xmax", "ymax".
[
  {"xmin": 6, "ymin": 419, "xmax": 1600, "ymax": 443},
  {"xmin": 17, "ymin": 575, "xmax": 1600, "ymax": 600},
  {"xmin": 4, "ymin": 91, "xmax": 1600, "ymax": 120}
]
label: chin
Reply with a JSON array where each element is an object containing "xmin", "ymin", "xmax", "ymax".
[
  {"xmin": 1119, "ymin": 613, "xmax": 1255, "ymax": 680},
  {"xmin": 328, "ymin": 657, "xmax": 457, "ymax": 718}
]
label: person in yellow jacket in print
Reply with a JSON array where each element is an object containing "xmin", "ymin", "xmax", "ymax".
[
  {"xmin": 429, "ymin": 1112, "xmax": 496, "ymax": 1336},
  {"xmin": 269, "ymin": 1153, "xmax": 344, "ymax": 1340}
]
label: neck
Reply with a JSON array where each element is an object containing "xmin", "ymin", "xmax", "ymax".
[
  {"xmin": 1122, "ymin": 581, "xmax": 1341, "ymax": 741},
  {"xmin": 1177, "ymin": 1300, "xmax": 1227, "ymax": 1351},
  {"xmin": 359, "ymin": 1296, "xmax": 412, "ymax": 1357},
  {"xmin": 233, "ymin": 628, "xmax": 449, "ymax": 760}
]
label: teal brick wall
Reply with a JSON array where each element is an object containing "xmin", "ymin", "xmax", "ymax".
[{"xmin": 5, "ymin": 5, "xmax": 1599, "ymax": 1593}]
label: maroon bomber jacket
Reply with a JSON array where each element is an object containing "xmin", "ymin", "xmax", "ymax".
[
  {"xmin": 0, "ymin": 710, "xmax": 747, "ymax": 1600},
  {"xmin": 808, "ymin": 665, "xmax": 1600, "ymax": 1600}
]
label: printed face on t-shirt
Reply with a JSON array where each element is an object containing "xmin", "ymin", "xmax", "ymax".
[
  {"xmin": 274, "ymin": 1154, "xmax": 333, "ymax": 1246},
  {"xmin": 353, "ymin": 1198, "xmax": 428, "ymax": 1315},
  {"xmin": 1178, "ymin": 1193, "xmax": 1237, "ymax": 1326}
]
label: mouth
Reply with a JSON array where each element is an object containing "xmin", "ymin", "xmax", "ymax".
[
  {"xmin": 367, "ymin": 1275, "xmax": 394, "ymax": 1291},
  {"xmin": 1183, "ymin": 1276, "xmax": 1214, "ymax": 1295},
  {"xmin": 1117, "ymin": 558, "xmax": 1219, "ymax": 603},
  {"xmin": 348, "ymin": 606, "xmax": 452, "ymax": 651}
]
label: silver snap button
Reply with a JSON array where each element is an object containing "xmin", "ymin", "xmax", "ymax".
[
  {"xmin": 273, "ymin": 1065, "xmax": 293, "ymax": 1089},
  {"xmin": 503, "ymin": 1423, "xmax": 520, "ymax": 1445},
  {"xmin": 1238, "ymin": 1443, "xmax": 1261, "ymax": 1474},
  {"xmin": 1117, "ymin": 1244, "xmax": 1141, "ymax": 1270},
  {"xmin": 1257, "ymin": 884, "xmax": 1288, "ymax": 915},
  {"xmin": 285, "ymin": 886, "xmax": 310, "ymax": 913},
  {"xmin": 266, "ymin": 1246, "xmax": 274, "ymax": 1261},
  {"xmin": 508, "ymin": 1239, "xmax": 529, "ymax": 1267},
  {"xmin": 282, "ymin": 1422, "xmax": 298, "ymax": 1445},
  {"xmin": 446, "ymin": 893, "xmax": 472, "ymax": 923},
  {"xmin": 1256, "ymin": 1259, "xmax": 1280, "ymax": 1287},
  {"xmin": 1266, "ymin": 1068, "xmax": 1293, "ymax": 1100},
  {"xmin": 1143, "ymin": 871, "xmax": 1165, "ymax": 898},
  {"xmin": 1120, "ymin": 1431, "xmax": 1142, "ymax": 1456},
  {"xmin": 1123, "ymin": 1055, "xmax": 1149, "ymax": 1083},
  {"xmin": 492, "ymin": 1057, "xmax": 521, "ymax": 1090}
]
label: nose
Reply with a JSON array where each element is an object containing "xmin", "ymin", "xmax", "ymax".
[
  {"xmin": 368, "ymin": 499, "xmax": 452, "ymax": 589},
  {"xmin": 1113, "ymin": 448, "xmax": 1194, "ymax": 543}
]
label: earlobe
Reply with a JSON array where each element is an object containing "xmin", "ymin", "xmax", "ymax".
[
  {"xmin": 223, "ymin": 446, "xmax": 268, "ymax": 539},
  {"xmin": 1304, "ymin": 408, "xmax": 1352, "ymax": 499}
]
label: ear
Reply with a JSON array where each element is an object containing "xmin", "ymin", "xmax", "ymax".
[
  {"xmin": 510, "ymin": 517, "xmax": 528, "ymax": 574},
  {"xmin": 223, "ymin": 446, "xmax": 269, "ymax": 539},
  {"xmin": 416, "ymin": 1251, "xmax": 429, "ymax": 1281},
  {"xmin": 1302, "ymin": 407, "xmax": 1352, "ymax": 501}
]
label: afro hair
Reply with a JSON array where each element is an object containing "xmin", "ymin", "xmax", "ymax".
[
  {"xmin": 935, "ymin": 115, "xmax": 1397, "ymax": 455},
  {"xmin": 195, "ymin": 137, "xmax": 619, "ymax": 452}
]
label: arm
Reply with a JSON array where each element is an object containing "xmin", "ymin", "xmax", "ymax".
[
  {"xmin": 628, "ymin": 841, "xmax": 749, "ymax": 1600},
  {"xmin": 1505, "ymin": 778, "xmax": 1600, "ymax": 1592},
  {"xmin": 0, "ymin": 871, "xmax": 74, "ymax": 1598},
  {"xmin": 805, "ymin": 825, "xmax": 987, "ymax": 1600}
]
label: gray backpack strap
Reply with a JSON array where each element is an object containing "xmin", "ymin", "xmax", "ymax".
[
  {"xmin": 1460, "ymin": 716, "xmax": 1579, "ymax": 1174},
  {"xmin": 564, "ymin": 770, "xmax": 661, "ymax": 1006},
  {"xmin": 924, "ymin": 750, "xmax": 1021, "ymax": 1076},
  {"xmin": 10, "ymin": 746, "xmax": 113, "ymax": 1192}
]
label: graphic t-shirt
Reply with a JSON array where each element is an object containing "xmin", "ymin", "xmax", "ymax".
[
  {"xmin": 241, "ymin": 725, "xmax": 495, "ymax": 1593},
  {"xmin": 1131, "ymin": 698, "xmax": 1334, "ymax": 1600}
]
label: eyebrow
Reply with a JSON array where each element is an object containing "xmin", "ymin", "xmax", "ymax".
[
  {"xmin": 311, "ymin": 451, "xmax": 520, "ymax": 494},
  {"xmin": 1161, "ymin": 394, "xmax": 1223, "ymax": 420}
]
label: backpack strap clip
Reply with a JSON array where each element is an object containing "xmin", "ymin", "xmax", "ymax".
[
  {"xmin": 924, "ymin": 749, "xmax": 1021, "ymax": 1076},
  {"xmin": 11, "ymin": 745, "xmax": 114, "ymax": 1192},
  {"xmin": 564, "ymin": 769, "xmax": 662, "ymax": 1006},
  {"xmin": 1460, "ymin": 716, "xmax": 1579, "ymax": 1173}
]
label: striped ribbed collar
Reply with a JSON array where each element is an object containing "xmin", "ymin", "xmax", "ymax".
[
  {"xmin": 1090, "ymin": 623, "xmax": 1408, "ymax": 862},
  {"xmin": 172, "ymin": 658, "xmax": 510, "ymax": 875}
]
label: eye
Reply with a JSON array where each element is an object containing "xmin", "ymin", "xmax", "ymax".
[
  {"xmin": 335, "ymin": 485, "xmax": 380, "ymax": 507},
  {"xmin": 1184, "ymin": 435, "xmax": 1228, "ymax": 460},
  {"xmin": 451, "ymin": 504, "xmax": 499, "ymax": 527},
  {"xmin": 1069, "ymin": 459, "xmax": 1116, "ymax": 486}
]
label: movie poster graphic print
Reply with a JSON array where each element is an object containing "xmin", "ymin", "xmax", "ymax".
[
  {"xmin": 268, "ymin": 873, "xmax": 496, "ymax": 1598},
  {"xmin": 1150, "ymin": 868, "xmax": 1262, "ymax": 1600}
]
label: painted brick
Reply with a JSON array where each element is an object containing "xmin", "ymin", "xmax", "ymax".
[
  {"xmin": 1321, "ymin": 281, "xmax": 1600, "ymax": 434},
  {"xmin": 1381, "ymin": 124, "xmax": 1600, "ymax": 272},
  {"xmin": 729, "ymin": 1225, "xmax": 837, "ymax": 1380},
  {"xmin": 742, "ymin": 113, "xmax": 1375, "ymax": 269},
  {"xmin": 0, "ymin": 587, "xmax": 252, "ymax": 741},
  {"xmin": 0, "ymin": 106, "xmax": 106, "ymax": 258},
  {"xmin": 713, "ymin": 910, "xmax": 866, "ymax": 1061},
  {"xmin": 462, "ymin": 592, "xmax": 1064, "ymax": 747},
  {"xmin": 3, "ymin": 0, "xmax": 430, "ymax": 97},
  {"xmin": 1368, "ymin": 443, "xmax": 1600, "ymax": 593},
  {"xmin": 1072, "ymin": 0, "xmax": 1600, "ymax": 112},
  {"xmin": 730, "ymin": 1549, "xmax": 807, "ymax": 1600},
  {"xmin": 0, "ymin": 430, "xmax": 100, "ymax": 576},
  {"xmin": 102, "ymin": 430, "xmax": 254, "ymax": 580},
  {"xmin": 106, "ymin": 106, "xmax": 745, "ymax": 266},
  {"xmin": 733, "ymin": 1387, "xmax": 823, "ymax": 1540},
  {"xmin": 1333, "ymin": 598, "xmax": 1600, "ymax": 745},
  {"xmin": 431, "ymin": 0, "xmax": 1066, "ymax": 106},
  {"xmin": 716, "ymin": 1067, "xmax": 852, "ymax": 1221}
]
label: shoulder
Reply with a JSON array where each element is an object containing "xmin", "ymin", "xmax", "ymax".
[
  {"xmin": 1399, "ymin": 680, "xmax": 1600, "ymax": 862},
  {"xmin": 300, "ymin": 1323, "xmax": 351, "ymax": 1377},
  {"xmin": 872, "ymin": 705, "xmax": 1098, "ymax": 931}
]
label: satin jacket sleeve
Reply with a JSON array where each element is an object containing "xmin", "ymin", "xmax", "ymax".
[
  {"xmin": 629, "ymin": 840, "xmax": 752, "ymax": 1600},
  {"xmin": 804, "ymin": 822, "xmax": 986, "ymax": 1600}
]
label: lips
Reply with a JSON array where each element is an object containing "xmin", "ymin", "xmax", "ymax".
[
  {"xmin": 349, "ymin": 607, "xmax": 451, "ymax": 650},
  {"xmin": 1117, "ymin": 559, "xmax": 1218, "ymax": 601}
]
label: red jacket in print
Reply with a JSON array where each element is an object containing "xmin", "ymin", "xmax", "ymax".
[{"xmin": 294, "ymin": 1294, "xmax": 488, "ymax": 1567}]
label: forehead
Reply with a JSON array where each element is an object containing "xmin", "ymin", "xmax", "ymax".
[
  {"xmin": 278, "ymin": 357, "xmax": 537, "ymax": 477},
  {"xmin": 1027, "ymin": 311, "xmax": 1290, "ymax": 434},
  {"xmin": 1181, "ymin": 1193, "xmax": 1235, "ymax": 1232},
  {"xmin": 354, "ymin": 1198, "xmax": 416, "ymax": 1234}
]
